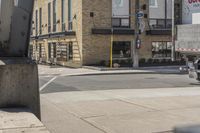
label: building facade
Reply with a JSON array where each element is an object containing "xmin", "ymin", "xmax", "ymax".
[{"xmin": 30, "ymin": 0, "xmax": 174, "ymax": 67}]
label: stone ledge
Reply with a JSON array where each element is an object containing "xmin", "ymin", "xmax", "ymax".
[
  {"xmin": 0, "ymin": 58, "xmax": 35, "ymax": 65},
  {"xmin": 0, "ymin": 108, "xmax": 50, "ymax": 133}
]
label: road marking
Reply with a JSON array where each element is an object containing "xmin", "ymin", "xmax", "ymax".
[{"xmin": 40, "ymin": 76, "xmax": 58, "ymax": 91}]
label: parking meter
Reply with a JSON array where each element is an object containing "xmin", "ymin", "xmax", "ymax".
[{"xmin": 0, "ymin": 0, "xmax": 34, "ymax": 57}]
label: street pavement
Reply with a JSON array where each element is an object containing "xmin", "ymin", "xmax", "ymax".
[{"xmin": 38, "ymin": 65, "xmax": 200, "ymax": 133}]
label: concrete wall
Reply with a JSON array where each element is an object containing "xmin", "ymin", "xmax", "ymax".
[
  {"xmin": 82, "ymin": 0, "xmax": 112, "ymax": 65},
  {"xmin": 0, "ymin": 58, "xmax": 40, "ymax": 119},
  {"xmin": 0, "ymin": 0, "xmax": 13, "ymax": 46}
]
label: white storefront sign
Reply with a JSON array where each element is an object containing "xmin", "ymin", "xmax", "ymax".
[{"xmin": 182, "ymin": 0, "xmax": 200, "ymax": 24}]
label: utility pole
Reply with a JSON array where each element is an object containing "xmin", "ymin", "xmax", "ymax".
[
  {"xmin": 110, "ymin": 28, "xmax": 113, "ymax": 68},
  {"xmin": 133, "ymin": 0, "xmax": 140, "ymax": 68},
  {"xmin": 171, "ymin": 0, "xmax": 176, "ymax": 61}
]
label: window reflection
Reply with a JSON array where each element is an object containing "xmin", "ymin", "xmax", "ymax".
[{"xmin": 152, "ymin": 42, "xmax": 172, "ymax": 59}]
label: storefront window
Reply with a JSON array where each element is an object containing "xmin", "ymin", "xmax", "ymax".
[
  {"xmin": 152, "ymin": 42, "xmax": 172, "ymax": 59},
  {"xmin": 113, "ymin": 41, "xmax": 131, "ymax": 59},
  {"xmin": 69, "ymin": 42, "xmax": 73, "ymax": 60},
  {"xmin": 57, "ymin": 43, "xmax": 68, "ymax": 61}
]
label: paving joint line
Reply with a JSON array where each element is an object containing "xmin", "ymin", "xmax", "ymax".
[
  {"xmin": 81, "ymin": 115, "xmax": 106, "ymax": 119},
  {"xmin": 152, "ymin": 130, "xmax": 173, "ymax": 133},
  {"xmin": 117, "ymin": 98, "xmax": 159, "ymax": 111},
  {"xmin": 80, "ymin": 117, "xmax": 108, "ymax": 133},
  {"xmin": 41, "ymin": 96, "xmax": 107, "ymax": 133}
]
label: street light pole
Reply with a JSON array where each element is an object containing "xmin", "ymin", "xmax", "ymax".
[
  {"xmin": 133, "ymin": 0, "xmax": 140, "ymax": 68},
  {"xmin": 171, "ymin": 0, "xmax": 176, "ymax": 61},
  {"xmin": 110, "ymin": 28, "xmax": 113, "ymax": 68}
]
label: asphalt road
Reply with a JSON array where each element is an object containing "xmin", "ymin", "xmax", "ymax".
[{"xmin": 39, "ymin": 74, "xmax": 200, "ymax": 94}]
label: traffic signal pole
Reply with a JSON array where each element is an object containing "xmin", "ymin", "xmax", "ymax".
[{"xmin": 133, "ymin": 0, "xmax": 140, "ymax": 68}]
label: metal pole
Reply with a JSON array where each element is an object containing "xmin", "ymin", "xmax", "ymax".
[
  {"xmin": 133, "ymin": 0, "xmax": 139, "ymax": 68},
  {"xmin": 110, "ymin": 29, "xmax": 113, "ymax": 68},
  {"xmin": 171, "ymin": 0, "xmax": 175, "ymax": 61}
]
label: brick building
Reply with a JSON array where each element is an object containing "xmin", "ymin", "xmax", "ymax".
[{"xmin": 30, "ymin": 0, "xmax": 175, "ymax": 67}]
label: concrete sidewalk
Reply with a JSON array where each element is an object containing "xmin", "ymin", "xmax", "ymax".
[
  {"xmin": 0, "ymin": 108, "xmax": 50, "ymax": 133},
  {"xmin": 38, "ymin": 65, "xmax": 183, "ymax": 77},
  {"xmin": 41, "ymin": 87, "xmax": 200, "ymax": 133}
]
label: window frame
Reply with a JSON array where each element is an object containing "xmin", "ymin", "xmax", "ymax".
[
  {"xmin": 68, "ymin": 0, "xmax": 73, "ymax": 31},
  {"xmin": 112, "ymin": 41, "xmax": 132, "ymax": 59},
  {"xmin": 61, "ymin": 0, "xmax": 66, "ymax": 31},
  {"xmin": 53, "ymin": 0, "xmax": 57, "ymax": 32},
  {"xmin": 48, "ymin": 2, "xmax": 51, "ymax": 33},
  {"xmin": 39, "ymin": 7, "xmax": 42, "ymax": 35},
  {"xmin": 149, "ymin": 0, "xmax": 158, "ymax": 8},
  {"xmin": 112, "ymin": 0, "xmax": 131, "ymax": 28},
  {"xmin": 35, "ymin": 10, "xmax": 38, "ymax": 36},
  {"xmin": 151, "ymin": 41, "xmax": 172, "ymax": 59}
]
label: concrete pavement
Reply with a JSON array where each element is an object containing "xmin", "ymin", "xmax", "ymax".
[
  {"xmin": 38, "ymin": 65, "xmax": 200, "ymax": 133},
  {"xmin": 0, "ymin": 108, "xmax": 49, "ymax": 133},
  {"xmin": 41, "ymin": 87, "xmax": 200, "ymax": 133}
]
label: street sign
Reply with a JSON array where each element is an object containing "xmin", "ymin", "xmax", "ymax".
[
  {"xmin": 136, "ymin": 38, "xmax": 141, "ymax": 49},
  {"xmin": 139, "ymin": 19, "xmax": 145, "ymax": 33},
  {"xmin": 137, "ymin": 11, "xmax": 144, "ymax": 19},
  {"xmin": 137, "ymin": 11, "xmax": 145, "ymax": 33}
]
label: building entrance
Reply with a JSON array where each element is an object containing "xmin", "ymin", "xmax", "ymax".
[{"xmin": 112, "ymin": 41, "xmax": 132, "ymax": 66}]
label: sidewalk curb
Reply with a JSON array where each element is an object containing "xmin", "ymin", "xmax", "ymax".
[
  {"xmin": 64, "ymin": 71, "xmax": 184, "ymax": 77},
  {"xmin": 83, "ymin": 65, "xmax": 185, "ymax": 71}
]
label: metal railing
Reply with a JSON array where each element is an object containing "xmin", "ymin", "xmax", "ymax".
[
  {"xmin": 149, "ymin": 19, "xmax": 172, "ymax": 30},
  {"xmin": 112, "ymin": 17, "xmax": 130, "ymax": 28}
]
